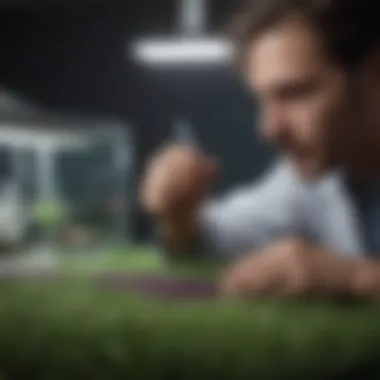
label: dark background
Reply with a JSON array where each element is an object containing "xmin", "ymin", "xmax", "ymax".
[{"xmin": 0, "ymin": 0, "xmax": 274, "ymax": 241}]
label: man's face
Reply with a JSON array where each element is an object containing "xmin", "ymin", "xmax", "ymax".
[{"xmin": 245, "ymin": 20, "xmax": 369, "ymax": 179}]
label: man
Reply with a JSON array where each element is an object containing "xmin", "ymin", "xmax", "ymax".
[{"xmin": 140, "ymin": 0, "xmax": 380, "ymax": 299}]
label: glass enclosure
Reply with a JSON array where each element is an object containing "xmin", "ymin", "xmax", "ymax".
[{"xmin": 0, "ymin": 121, "xmax": 134, "ymax": 256}]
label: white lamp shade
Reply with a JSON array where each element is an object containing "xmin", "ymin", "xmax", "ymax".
[{"xmin": 131, "ymin": 37, "xmax": 233, "ymax": 66}]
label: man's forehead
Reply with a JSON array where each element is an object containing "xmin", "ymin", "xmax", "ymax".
[{"xmin": 244, "ymin": 21, "xmax": 327, "ymax": 89}]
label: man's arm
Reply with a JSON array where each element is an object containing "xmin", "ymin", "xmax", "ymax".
[
  {"xmin": 350, "ymin": 259, "xmax": 380, "ymax": 298},
  {"xmin": 220, "ymin": 237, "xmax": 380, "ymax": 300},
  {"xmin": 159, "ymin": 161, "xmax": 304, "ymax": 260},
  {"xmin": 155, "ymin": 212, "xmax": 201, "ymax": 257}
]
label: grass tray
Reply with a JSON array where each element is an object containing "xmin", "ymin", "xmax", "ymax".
[{"xmin": 1, "ymin": 247, "xmax": 380, "ymax": 379}]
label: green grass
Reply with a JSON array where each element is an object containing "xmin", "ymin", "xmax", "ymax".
[
  {"xmin": 57, "ymin": 245, "xmax": 223, "ymax": 278},
  {"xmin": 1, "ymin": 247, "xmax": 380, "ymax": 379}
]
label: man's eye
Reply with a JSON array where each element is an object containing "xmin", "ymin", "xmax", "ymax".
[{"xmin": 276, "ymin": 82, "xmax": 319, "ymax": 101}]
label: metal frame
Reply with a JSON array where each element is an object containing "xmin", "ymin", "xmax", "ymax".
[{"xmin": 0, "ymin": 117, "xmax": 135, "ymax": 250}]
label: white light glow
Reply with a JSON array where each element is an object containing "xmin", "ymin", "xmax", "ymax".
[{"xmin": 131, "ymin": 37, "xmax": 233, "ymax": 66}]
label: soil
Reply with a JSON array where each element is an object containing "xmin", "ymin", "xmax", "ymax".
[
  {"xmin": 0, "ymin": 270, "xmax": 219, "ymax": 299},
  {"xmin": 97, "ymin": 273, "xmax": 218, "ymax": 299}
]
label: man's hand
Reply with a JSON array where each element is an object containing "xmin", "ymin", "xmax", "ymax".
[
  {"xmin": 140, "ymin": 145, "xmax": 218, "ymax": 219},
  {"xmin": 140, "ymin": 145, "xmax": 218, "ymax": 254},
  {"xmin": 219, "ymin": 238, "xmax": 367, "ymax": 299}
]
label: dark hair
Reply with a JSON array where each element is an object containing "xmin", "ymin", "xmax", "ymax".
[{"xmin": 229, "ymin": 0, "xmax": 380, "ymax": 70}]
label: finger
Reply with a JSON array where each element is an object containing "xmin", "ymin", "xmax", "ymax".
[{"xmin": 219, "ymin": 254, "xmax": 277, "ymax": 298}]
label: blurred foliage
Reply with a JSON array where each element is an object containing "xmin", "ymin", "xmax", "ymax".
[{"xmin": 34, "ymin": 201, "xmax": 67, "ymax": 229}]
